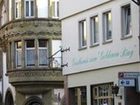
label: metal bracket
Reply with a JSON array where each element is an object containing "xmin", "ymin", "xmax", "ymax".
[
  {"xmin": 61, "ymin": 47, "xmax": 70, "ymax": 53},
  {"xmin": 132, "ymin": 0, "xmax": 140, "ymax": 6},
  {"xmin": 61, "ymin": 63, "xmax": 68, "ymax": 68}
]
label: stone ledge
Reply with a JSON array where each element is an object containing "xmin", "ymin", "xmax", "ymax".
[{"xmin": 8, "ymin": 69, "xmax": 64, "ymax": 86}]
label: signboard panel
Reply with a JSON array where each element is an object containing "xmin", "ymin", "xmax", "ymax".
[
  {"xmin": 119, "ymin": 79, "xmax": 135, "ymax": 87},
  {"xmin": 118, "ymin": 72, "xmax": 140, "ymax": 79}
]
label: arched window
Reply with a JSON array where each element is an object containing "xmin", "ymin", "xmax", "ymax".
[
  {"xmin": 25, "ymin": 96, "xmax": 43, "ymax": 105},
  {"xmin": 5, "ymin": 91, "xmax": 14, "ymax": 105}
]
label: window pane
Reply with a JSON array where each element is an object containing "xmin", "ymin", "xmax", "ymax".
[
  {"xmin": 79, "ymin": 20, "xmax": 87, "ymax": 48},
  {"xmin": 15, "ymin": 2, "xmax": 18, "ymax": 18},
  {"xmin": 39, "ymin": 49, "xmax": 48, "ymax": 66},
  {"xmin": 26, "ymin": 1, "xmax": 29, "ymax": 16},
  {"xmin": 26, "ymin": 40, "xmax": 34, "ymax": 48},
  {"xmin": 15, "ymin": 41, "xmax": 22, "ymax": 67},
  {"xmin": 16, "ymin": 50, "xmax": 22, "ymax": 67},
  {"xmin": 91, "ymin": 16, "xmax": 99, "ymax": 44},
  {"xmin": 91, "ymin": 83, "xmax": 114, "ymax": 105},
  {"xmin": 103, "ymin": 11, "xmax": 112, "ymax": 41},
  {"xmin": 39, "ymin": 39, "xmax": 47, "ymax": 47},
  {"xmin": 26, "ymin": 50, "xmax": 35, "ymax": 66},
  {"xmin": 122, "ymin": 4, "xmax": 131, "ymax": 36},
  {"xmin": 69, "ymin": 87, "xmax": 87, "ymax": 105},
  {"xmin": 52, "ymin": 40, "xmax": 61, "ymax": 68},
  {"xmin": 31, "ymin": 1, "xmax": 34, "ymax": 16},
  {"xmin": 16, "ymin": 41, "xmax": 22, "ymax": 48},
  {"xmin": 57, "ymin": 1, "xmax": 59, "ymax": 17},
  {"xmin": 51, "ymin": 0, "xmax": 59, "ymax": 18}
]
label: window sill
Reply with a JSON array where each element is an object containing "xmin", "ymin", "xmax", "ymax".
[
  {"xmin": 121, "ymin": 34, "xmax": 132, "ymax": 40},
  {"xmin": 102, "ymin": 39, "xmax": 113, "ymax": 45},
  {"xmin": 78, "ymin": 46, "xmax": 87, "ymax": 51},
  {"xmin": 90, "ymin": 43, "xmax": 99, "ymax": 48}
]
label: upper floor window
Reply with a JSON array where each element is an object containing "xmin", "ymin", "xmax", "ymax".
[
  {"xmin": 79, "ymin": 20, "xmax": 87, "ymax": 49},
  {"xmin": 38, "ymin": 39, "xmax": 48, "ymax": 66},
  {"xmin": 103, "ymin": 11, "xmax": 112, "ymax": 42},
  {"xmin": 52, "ymin": 0, "xmax": 59, "ymax": 18},
  {"xmin": 15, "ymin": 41, "xmax": 22, "ymax": 68},
  {"xmin": 121, "ymin": 4, "xmax": 131, "ymax": 38},
  {"xmin": 15, "ymin": 0, "xmax": 21, "ymax": 19},
  {"xmin": 90, "ymin": 15, "xmax": 99, "ymax": 46},
  {"xmin": 24, "ymin": 0, "xmax": 35, "ymax": 17},
  {"xmin": 1, "ymin": 4, "xmax": 7, "ymax": 26},
  {"xmin": 25, "ymin": 40, "xmax": 35, "ymax": 66}
]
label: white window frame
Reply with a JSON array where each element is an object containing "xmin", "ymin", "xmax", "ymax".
[
  {"xmin": 91, "ymin": 83, "xmax": 114, "ymax": 105},
  {"xmin": 79, "ymin": 20, "xmax": 87, "ymax": 49},
  {"xmin": 24, "ymin": 0, "xmax": 35, "ymax": 18},
  {"xmin": 103, "ymin": 11, "xmax": 112, "ymax": 43},
  {"xmin": 121, "ymin": 4, "xmax": 131, "ymax": 38},
  {"xmin": 52, "ymin": 0, "xmax": 59, "ymax": 18},
  {"xmin": 15, "ymin": 0, "xmax": 21, "ymax": 19},
  {"xmin": 25, "ymin": 40, "xmax": 36, "ymax": 67},
  {"xmin": 90, "ymin": 15, "xmax": 99, "ymax": 46},
  {"xmin": 38, "ymin": 39, "xmax": 48, "ymax": 67},
  {"xmin": 15, "ymin": 41, "xmax": 22, "ymax": 68}
]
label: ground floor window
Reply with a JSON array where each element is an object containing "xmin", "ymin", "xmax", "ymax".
[
  {"xmin": 69, "ymin": 86, "xmax": 87, "ymax": 105},
  {"xmin": 91, "ymin": 83, "xmax": 114, "ymax": 105}
]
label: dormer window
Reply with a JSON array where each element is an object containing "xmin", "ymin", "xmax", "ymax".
[{"xmin": 24, "ymin": 0, "xmax": 35, "ymax": 18}]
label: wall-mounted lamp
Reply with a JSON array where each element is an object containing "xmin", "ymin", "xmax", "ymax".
[{"xmin": 112, "ymin": 84, "xmax": 122, "ymax": 99}]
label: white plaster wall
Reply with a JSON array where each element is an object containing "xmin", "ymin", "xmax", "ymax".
[
  {"xmin": 67, "ymin": 63, "xmax": 140, "ymax": 105},
  {"xmin": 60, "ymin": 0, "xmax": 112, "ymax": 19},
  {"xmin": 61, "ymin": 0, "xmax": 140, "ymax": 74}
]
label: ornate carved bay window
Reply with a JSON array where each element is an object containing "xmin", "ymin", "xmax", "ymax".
[{"xmin": 8, "ymin": 39, "xmax": 50, "ymax": 70}]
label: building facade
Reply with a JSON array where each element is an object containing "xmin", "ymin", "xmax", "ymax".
[
  {"xmin": 0, "ymin": 0, "xmax": 64, "ymax": 105},
  {"xmin": 60, "ymin": 0, "xmax": 140, "ymax": 105}
]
